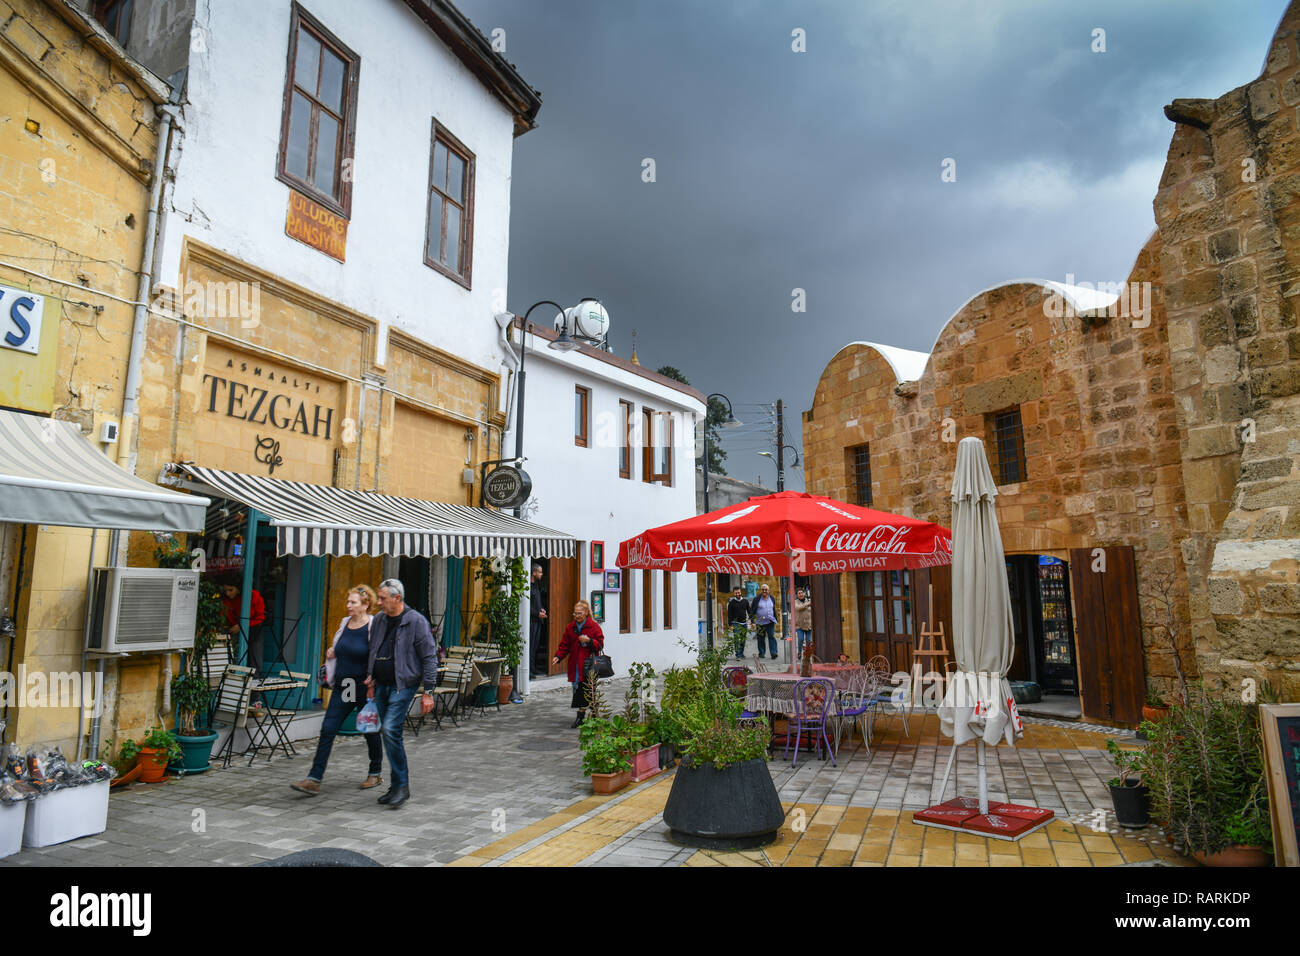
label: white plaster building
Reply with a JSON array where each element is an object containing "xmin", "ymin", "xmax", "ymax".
[{"xmin": 504, "ymin": 319, "xmax": 706, "ymax": 687}]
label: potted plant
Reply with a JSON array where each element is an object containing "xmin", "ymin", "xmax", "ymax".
[
  {"xmin": 624, "ymin": 662, "xmax": 662, "ymax": 780},
  {"xmin": 1105, "ymin": 739, "xmax": 1149, "ymax": 828},
  {"xmin": 1142, "ymin": 689, "xmax": 1170, "ymax": 726},
  {"xmin": 472, "ymin": 554, "xmax": 527, "ymax": 704},
  {"xmin": 1139, "ymin": 684, "xmax": 1274, "ymax": 867},
  {"xmin": 579, "ymin": 718, "xmax": 633, "ymax": 794},
  {"xmin": 136, "ymin": 726, "xmax": 182, "ymax": 783},
  {"xmin": 105, "ymin": 738, "xmax": 143, "ymax": 789},
  {"xmin": 660, "ymin": 643, "xmax": 784, "ymax": 849},
  {"xmin": 158, "ymin": 542, "xmax": 222, "ymax": 771}
]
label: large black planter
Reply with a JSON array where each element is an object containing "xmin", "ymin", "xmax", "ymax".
[
  {"xmin": 662, "ymin": 757, "xmax": 785, "ymax": 850},
  {"xmin": 1109, "ymin": 779, "xmax": 1150, "ymax": 828}
]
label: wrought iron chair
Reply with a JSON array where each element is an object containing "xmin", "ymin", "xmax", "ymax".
[
  {"xmin": 210, "ymin": 664, "xmax": 255, "ymax": 769},
  {"xmin": 832, "ymin": 670, "xmax": 875, "ymax": 758},
  {"xmin": 779, "ymin": 677, "xmax": 836, "ymax": 768}
]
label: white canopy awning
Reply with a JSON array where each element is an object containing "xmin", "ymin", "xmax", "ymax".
[
  {"xmin": 0, "ymin": 410, "xmax": 207, "ymax": 531},
  {"xmin": 167, "ymin": 464, "xmax": 576, "ymax": 559}
]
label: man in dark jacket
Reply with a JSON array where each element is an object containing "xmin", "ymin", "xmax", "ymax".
[
  {"xmin": 529, "ymin": 563, "xmax": 548, "ymax": 678},
  {"xmin": 365, "ymin": 579, "xmax": 439, "ymax": 809},
  {"xmin": 725, "ymin": 586, "xmax": 750, "ymax": 660}
]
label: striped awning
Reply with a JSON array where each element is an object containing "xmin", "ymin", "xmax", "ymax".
[
  {"xmin": 0, "ymin": 410, "xmax": 207, "ymax": 530},
  {"xmin": 166, "ymin": 464, "xmax": 575, "ymax": 559}
]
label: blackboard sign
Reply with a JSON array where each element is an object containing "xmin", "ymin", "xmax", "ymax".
[{"xmin": 1261, "ymin": 703, "xmax": 1300, "ymax": 867}]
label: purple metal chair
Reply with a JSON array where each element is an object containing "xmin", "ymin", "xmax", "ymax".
[{"xmin": 783, "ymin": 677, "xmax": 836, "ymax": 768}]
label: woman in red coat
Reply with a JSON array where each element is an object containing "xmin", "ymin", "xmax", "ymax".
[{"xmin": 552, "ymin": 600, "xmax": 604, "ymax": 727}]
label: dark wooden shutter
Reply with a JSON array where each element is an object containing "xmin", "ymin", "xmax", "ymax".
[
  {"xmin": 1068, "ymin": 546, "xmax": 1144, "ymax": 724},
  {"xmin": 547, "ymin": 557, "xmax": 578, "ymax": 675},
  {"xmin": 811, "ymin": 574, "xmax": 842, "ymax": 660}
]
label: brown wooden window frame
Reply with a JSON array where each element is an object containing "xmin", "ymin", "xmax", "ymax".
[
  {"xmin": 92, "ymin": 0, "xmax": 133, "ymax": 46},
  {"xmin": 642, "ymin": 570, "xmax": 654, "ymax": 631},
  {"xmin": 651, "ymin": 412, "xmax": 674, "ymax": 486},
  {"xmin": 423, "ymin": 121, "xmax": 476, "ymax": 289},
  {"xmin": 575, "ymin": 386, "xmax": 590, "ymax": 447},
  {"xmin": 641, "ymin": 407, "xmax": 655, "ymax": 484},
  {"xmin": 618, "ymin": 400, "xmax": 633, "ymax": 478},
  {"xmin": 276, "ymin": 3, "xmax": 360, "ymax": 219},
  {"xmin": 989, "ymin": 407, "xmax": 1027, "ymax": 485},
  {"xmin": 619, "ymin": 569, "xmax": 631, "ymax": 634},
  {"xmin": 663, "ymin": 571, "xmax": 673, "ymax": 629}
]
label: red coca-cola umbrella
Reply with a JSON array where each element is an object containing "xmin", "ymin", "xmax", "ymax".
[
  {"xmin": 616, "ymin": 491, "xmax": 952, "ymax": 577},
  {"xmin": 617, "ymin": 491, "xmax": 952, "ymax": 660}
]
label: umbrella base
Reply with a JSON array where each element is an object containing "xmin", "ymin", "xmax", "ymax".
[{"xmin": 913, "ymin": 797, "xmax": 1054, "ymax": 842}]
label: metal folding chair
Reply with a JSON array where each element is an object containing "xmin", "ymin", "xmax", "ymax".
[
  {"xmin": 210, "ymin": 665, "xmax": 254, "ymax": 769},
  {"xmin": 245, "ymin": 671, "xmax": 307, "ymax": 763}
]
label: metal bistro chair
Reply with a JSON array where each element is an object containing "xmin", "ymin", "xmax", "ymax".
[
  {"xmin": 210, "ymin": 664, "xmax": 255, "ymax": 769},
  {"xmin": 781, "ymin": 677, "xmax": 836, "ymax": 768},
  {"xmin": 832, "ymin": 670, "xmax": 875, "ymax": 759},
  {"xmin": 245, "ymin": 670, "xmax": 308, "ymax": 764}
]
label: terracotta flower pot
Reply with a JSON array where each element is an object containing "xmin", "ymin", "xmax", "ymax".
[
  {"xmin": 497, "ymin": 674, "xmax": 514, "ymax": 705},
  {"xmin": 137, "ymin": 747, "xmax": 169, "ymax": 783},
  {"xmin": 591, "ymin": 770, "xmax": 631, "ymax": 795},
  {"xmin": 1192, "ymin": 845, "xmax": 1272, "ymax": 867},
  {"xmin": 1141, "ymin": 704, "xmax": 1170, "ymax": 724}
]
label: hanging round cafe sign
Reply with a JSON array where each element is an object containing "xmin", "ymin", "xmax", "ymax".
[{"xmin": 483, "ymin": 464, "xmax": 532, "ymax": 509}]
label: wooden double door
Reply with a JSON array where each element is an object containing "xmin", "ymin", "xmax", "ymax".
[
  {"xmin": 543, "ymin": 557, "xmax": 580, "ymax": 676},
  {"xmin": 855, "ymin": 566, "xmax": 951, "ymax": 674}
]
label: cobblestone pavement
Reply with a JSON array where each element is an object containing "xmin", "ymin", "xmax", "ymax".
[{"xmin": 2, "ymin": 678, "xmax": 1189, "ymax": 868}]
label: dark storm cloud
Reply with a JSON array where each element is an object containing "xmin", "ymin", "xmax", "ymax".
[{"xmin": 459, "ymin": 0, "xmax": 1286, "ymax": 490}]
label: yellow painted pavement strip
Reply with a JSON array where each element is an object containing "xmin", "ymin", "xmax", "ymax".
[{"xmin": 448, "ymin": 718, "xmax": 1197, "ymax": 868}]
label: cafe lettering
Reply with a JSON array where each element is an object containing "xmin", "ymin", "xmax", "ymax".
[{"xmin": 202, "ymin": 371, "xmax": 334, "ymax": 439}]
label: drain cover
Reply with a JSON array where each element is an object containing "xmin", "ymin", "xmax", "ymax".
[{"xmin": 518, "ymin": 738, "xmax": 576, "ymax": 752}]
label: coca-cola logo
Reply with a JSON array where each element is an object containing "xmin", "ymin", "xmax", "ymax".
[
  {"xmin": 623, "ymin": 537, "xmax": 676, "ymax": 569},
  {"xmin": 814, "ymin": 523, "xmax": 912, "ymax": 554},
  {"xmin": 704, "ymin": 554, "xmax": 774, "ymax": 576}
]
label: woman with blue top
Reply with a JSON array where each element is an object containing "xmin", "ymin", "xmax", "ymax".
[
  {"xmin": 750, "ymin": 584, "xmax": 779, "ymax": 660},
  {"xmin": 291, "ymin": 585, "xmax": 384, "ymax": 796}
]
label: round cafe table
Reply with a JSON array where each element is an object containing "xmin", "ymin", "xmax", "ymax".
[{"xmin": 744, "ymin": 665, "xmax": 865, "ymax": 717}]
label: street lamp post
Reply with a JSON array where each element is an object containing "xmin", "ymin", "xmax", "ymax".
[
  {"xmin": 758, "ymin": 445, "xmax": 800, "ymax": 492},
  {"xmin": 702, "ymin": 393, "xmax": 740, "ymax": 649}
]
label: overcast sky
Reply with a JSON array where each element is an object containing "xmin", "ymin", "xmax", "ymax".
[{"xmin": 460, "ymin": 0, "xmax": 1287, "ymax": 490}]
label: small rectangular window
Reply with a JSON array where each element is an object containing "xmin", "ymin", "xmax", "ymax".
[
  {"xmin": 425, "ymin": 122, "xmax": 475, "ymax": 287},
  {"xmin": 642, "ymin": 570, "xmax": 653, "ymax": 631},
  {"xmin": 989, "ymin": 407, "xmax": 1027, "ymax": 485},
  {"xmin": 849, "ymin": 444, "xmax": 872, "ymax": 507},
  {"xmin": 641, "ymin": 408, "xmax": 655, "ymax": 484},
  {"xmin": 619, "ymin": 400, "xmax": 632, "ymax": 478},
  {"xmin": 663, "ymin": 571, "xmax": 673, "ymax": 629},
  {"xmin": 575, "ymin": 386, "xmax": 590, "ymax": 447},
  {"xmin": 619, "ymin": 569, "xmax": 631, "ymax": 633},
  {"xmin": 651, "ymin": 412, "xmax": 674, "ymax": 486},
  {"xmin": 276, "ymin": 4, "xmax": 359, "ymax": 217},
  {"xmin": 92, "ymin": 0, "xmax": 133, "ymax": 46}
]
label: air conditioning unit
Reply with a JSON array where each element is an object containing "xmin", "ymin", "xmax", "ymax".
[{"xmin": 87, "ymin": 567, "xmax": 199, "ymax": 653}]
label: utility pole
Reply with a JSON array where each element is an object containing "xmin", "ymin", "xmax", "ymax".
[{"xmin": 775, "ymin": 399, "xmax": 785, "ymax": 492}]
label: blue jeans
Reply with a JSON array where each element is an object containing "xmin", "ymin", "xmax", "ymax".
[
  {"xmin": 307, "ymin": 676, "xmax": 382, "ymax": 781},
  {"xmin": 756, "ymin": 621, "xmax": 777, "ymax": 658},
  {"xmin": 729, "ymin": 623, "xmax": 748, "ymax": 658},
  {"xmin": 796, "ymin": 629, "xmax": 812, "ymax": 655},
  {"xmin": 374, "ymin": 683, "xmax": 417, "ymax": 789}
]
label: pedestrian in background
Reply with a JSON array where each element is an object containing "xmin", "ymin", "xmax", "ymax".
[
  {"xmin": 794, "ymin": 587, "xmax": 814, "ymax": 657},
  {"xmin": 365, "ymin": 579, "xmax": 439, "ymax": 809},
  {"xmin": 553, "ymin": 600, "xmax": 604, "ymax": 728},
  {"xmin": 725, "ymin": 585, "xmax": 750, "ymax": 660},
  {"xmin": 750, "ymin": 584, "xmax": 778, "ymax": 660},
  {"xmin": 291, "ymin": 585, "xmax": 383, "ymax": 796}
]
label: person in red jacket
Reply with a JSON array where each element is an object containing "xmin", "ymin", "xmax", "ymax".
[
  {"xmin": 221, "ymin": 580, "xmax": 267, "ymax": 667},
  {"xmin": 552, "ymin": 600, "xmax": 604, "ymax": 728}
]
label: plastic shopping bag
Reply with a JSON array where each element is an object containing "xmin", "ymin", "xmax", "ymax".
[{"xmin": 355, "ymin": 698, "xmax": 381, "ymax": 734}]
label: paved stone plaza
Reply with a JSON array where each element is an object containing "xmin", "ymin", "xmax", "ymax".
[{"xmin": 1, "ymin": 678, "xmax": 1190, "ymax": 868}]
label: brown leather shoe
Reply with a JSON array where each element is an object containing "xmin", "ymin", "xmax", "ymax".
[
  {"xmin": 360, "ymin": 774, "xmax": 383, "ymax": 790},
  {"xmin": 290, "ymin": 779, "xmax": 321, "ymax": 796}
]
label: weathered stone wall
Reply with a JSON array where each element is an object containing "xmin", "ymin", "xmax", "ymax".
[
  {"xmin": 1156, "ymin": 4, "xmax": 1300, "ymax": 700},
  {"xmin": 803, "ymin": 236, "xmax": 1197, "ymax": 710},
  {"xmin": 0, "ymin": 0, "xmax": 166, "ymax": 754}
]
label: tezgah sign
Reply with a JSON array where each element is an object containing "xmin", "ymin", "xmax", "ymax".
[{"xmin": 483, "ymin": 464, "xmax": 532, "ymax": 509}]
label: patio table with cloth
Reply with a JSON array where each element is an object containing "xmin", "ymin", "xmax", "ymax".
[{"xmin": 745, "ymin": 666, "xmax": 867, "ymax": 716}]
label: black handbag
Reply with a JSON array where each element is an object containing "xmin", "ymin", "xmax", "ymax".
[{"xmin": 584, "ymin": 649, "xmax": 614, "ymax": 679}]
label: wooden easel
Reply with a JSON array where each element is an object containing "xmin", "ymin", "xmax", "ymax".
[{"xmin": 910, "ymin": 583, "xmax": 950, "ymax": 715}]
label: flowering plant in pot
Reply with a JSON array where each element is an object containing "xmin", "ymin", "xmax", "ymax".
[
  {"xmin": 1139, "ymin": 684, "xmax": 1273, "ymax": 866},
  {"xmin": 473, "ymin": 554, "xmax": 527, "ymax": 702}
]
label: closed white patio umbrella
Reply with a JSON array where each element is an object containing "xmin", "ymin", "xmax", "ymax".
[{"xmin": 935, "ymin": 437, "xmax": 1023, "ymax": 814}]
